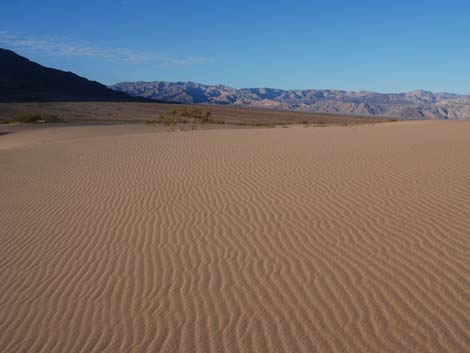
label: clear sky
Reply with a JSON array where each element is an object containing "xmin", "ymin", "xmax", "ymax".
[{"xmin": 1, "ymin": 0, "xmax": 469, "ymax": 93}]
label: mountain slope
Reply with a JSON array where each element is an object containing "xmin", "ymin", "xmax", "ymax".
[
  {"xmin": 0, "ymin": 48, "xmax": 152, "ymax": 102},
  {"xmin": 111, "ymin": 81, "xmax": 470, "ymax": 120}
]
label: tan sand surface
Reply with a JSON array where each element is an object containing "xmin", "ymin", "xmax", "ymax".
[{"xmin": 0, "ymin": 121, "xmax": 469, "ymax": 353}]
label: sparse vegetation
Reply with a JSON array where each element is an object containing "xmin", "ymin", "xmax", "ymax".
[
  {"xmin": 5, "ymin": 113, "xmax": 64, "ymax": 124},
  {"xmin": 145, "ymin": 107, "xmax": 224, "ymax": 130},
  {"xmin": 302, "ymin": 120, "xmax": 329, "ymax": 128},
  {"xmin": 0, "ymin": 102, "xmax": 386, "ymax": 127}
]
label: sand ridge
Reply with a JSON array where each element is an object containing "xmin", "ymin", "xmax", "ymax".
[{"xmin": 0, "ymin": 121, "xmax": 469, "ymax": 353}]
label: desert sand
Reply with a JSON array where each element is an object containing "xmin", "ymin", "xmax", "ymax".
[{"xmin": 0, "ymin": 121, "xmax": 469, "ymax": 353}]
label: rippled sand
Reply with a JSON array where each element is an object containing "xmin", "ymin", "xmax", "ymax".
[{"xmin": 1, "ymin": 121, "xmax": 469, "ymax": 353}]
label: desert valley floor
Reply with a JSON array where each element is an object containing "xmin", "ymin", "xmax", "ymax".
[{"xmin": 0, "ymin": 121, "xmax": 469, "ymax": 353}]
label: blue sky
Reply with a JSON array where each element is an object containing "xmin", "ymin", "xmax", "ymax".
[{"xmin": 1, "ymin": 0, "xmax": 469, "ymax": 93}]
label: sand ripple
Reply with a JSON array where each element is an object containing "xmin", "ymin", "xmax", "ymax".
[{"xmin": 1, "ymin": 121, "xmax": 469, "ymax": 353}]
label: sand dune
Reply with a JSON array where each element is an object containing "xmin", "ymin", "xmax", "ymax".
[{"xmin": 0, "ymin": 121, "xmax": 469, "ymax": 353}]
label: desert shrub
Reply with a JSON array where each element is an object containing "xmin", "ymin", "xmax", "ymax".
[
  {"xmin": 147, "ymin": 107, "xmax": 220, "ymax": 130},
  {"xmin": 159, "ymin": 113, "xmax": 181, "ymax": 130},
  {"xmin": 161, "ymin": 114, "xmax": 179, "ymax": 126},
  {"xmin": 175, "ymin": 107, "xmax": 206, "ymax": 123},
  {"xmin": 43, "ymin": 115, "xmax": 63, "ymax": 123},
  {"xmin": 10, "ymin": 113, "xmax": 43, "ymax": 123},
  {"xmin": 200, "ymin": 110, "xmax": 213, "ymax": 123},
  {"xmin": 8, "ymin": 113, "xmax": 63, "ymax": 124}
]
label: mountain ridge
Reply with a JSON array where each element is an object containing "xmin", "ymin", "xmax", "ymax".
[
  {"xmin": 111, "ymin": 80, "xmax": 470, "ymax": 120},
  {"xmin": 0, "ymin": 48, "xmax": 155, "ymax": 103}
]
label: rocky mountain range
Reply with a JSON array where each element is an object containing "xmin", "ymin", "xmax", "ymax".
[{"xmin": 111, "ymin": 81, "xmax": 470, "ymax": 120}]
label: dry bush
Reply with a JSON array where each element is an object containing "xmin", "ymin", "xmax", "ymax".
[
  {"xmin": 8, "ymin": 113, "xmax": 63, "ymax": 124},
  {"xmin": 146, "ymin": 107, "xmax": 222, "ymax": 130}
]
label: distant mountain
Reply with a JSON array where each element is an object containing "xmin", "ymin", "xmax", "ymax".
[
  {"xmin": 0, "ymin": 48, "xmax": 154, "ymax": 102},
  {"xmin": 111, "ymin": 81, "xmax": 470, "ymax": 120}
]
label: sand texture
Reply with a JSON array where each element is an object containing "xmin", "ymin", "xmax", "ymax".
[{"xmin": 1, "ymin": 121, "xmax": 469, "ymax": 353}]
